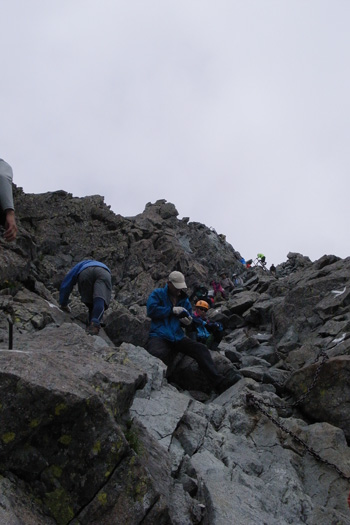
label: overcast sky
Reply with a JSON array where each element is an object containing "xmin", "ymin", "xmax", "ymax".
[{"xmin": 1, "ymin": 1, "xmax": 349, "ymax": 266}]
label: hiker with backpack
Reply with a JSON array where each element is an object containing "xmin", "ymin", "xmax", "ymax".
[
  {"xmin": 59, "ymin": 260, "xmax": 112, "ymax": 335},
  {"xmin": 0, "ymin": 158, "xmax": 18, "ymax": 242}
]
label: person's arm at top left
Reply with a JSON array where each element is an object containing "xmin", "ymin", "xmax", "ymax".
[
  {"xmin": 0, "ymin": 162, "xmax": 18, "ymax": 242},
  {"xmin": 4, "ymin": 209, "xmax": 17, "ymax": 242}
]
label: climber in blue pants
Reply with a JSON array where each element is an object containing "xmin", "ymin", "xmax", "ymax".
[{"xmin": 59, "ymin": 260, "xmax": 112, "ymax": 335}]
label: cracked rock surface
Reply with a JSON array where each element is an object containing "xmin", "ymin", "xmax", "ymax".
[{"xmin": 0, "ymin": 189, "xmax": 350, "ymax": 523}]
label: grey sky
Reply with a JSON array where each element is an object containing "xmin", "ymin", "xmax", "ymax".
[{"xmin": 2, "ymin": 1, "xmax": 349, "ymax": 265}]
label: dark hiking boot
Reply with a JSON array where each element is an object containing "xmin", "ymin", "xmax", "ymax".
[
  {"xmin": 86, "ymin": 322, "xmax": 100, "ymax": 336},
  {"xmin": 214, "ymin": 369, "xmax": 242, "ymax": 394}
]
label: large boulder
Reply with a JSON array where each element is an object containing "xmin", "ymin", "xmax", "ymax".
[
  {"xmin": 104, "ymin": 303, "xmax": 150, "ymax": 347},
  {"xmin": 285, "ymin": 355, "xmax": 350, "ymax": 440}
]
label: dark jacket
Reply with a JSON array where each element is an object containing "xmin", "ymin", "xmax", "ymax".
[{"xmin": 147, "ymin": 284, "xmax": 192, "ymax": 342}]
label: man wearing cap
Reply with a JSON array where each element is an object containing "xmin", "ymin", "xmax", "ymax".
[{"xmin": 146, "ymin": 271, "xmax": 241, "ymax": 393}]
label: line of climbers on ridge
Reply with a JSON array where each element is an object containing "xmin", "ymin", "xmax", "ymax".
[
  {"xmin": 241, "ymin": 254, "xmax": 276, "ymax": 275},
  {"xmin": 57, "ymin": 253, "xmax": 276, "ymax": 341},
  {"xmin": 58, "ymin": 264, "xmax": 242, "ymax": 394},
  {"xmin": 189, "ymin": 256, "xmax": 276, "ymax": 312}
]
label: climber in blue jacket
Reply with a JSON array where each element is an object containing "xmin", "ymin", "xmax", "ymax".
[
  {"xmin": 146, "ymin": 271, "xmax": 241, "ymax": 393},
  {"xmin": 59, "ymin": 260, "xmax": 112, "ymax": 335}
]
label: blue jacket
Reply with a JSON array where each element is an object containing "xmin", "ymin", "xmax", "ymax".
[
  {"xmin": 147, "ymin": 284, "xmax": 192, "ymax": 342},
  {"xmin": 59, "ymin": 260, "xmax": 110, "ymax": 306},
  {"xmin": 191, "ymin": 313, "xmax": 223, "ymax": 340},
  {"xmin": 191, "ymin": 314, "xmax": 211, "ymax": 340}
]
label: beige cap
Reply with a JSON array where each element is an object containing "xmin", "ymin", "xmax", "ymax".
[{"xmin": 168, "ymin": 271, "xmax": 187, "ymax": 289}]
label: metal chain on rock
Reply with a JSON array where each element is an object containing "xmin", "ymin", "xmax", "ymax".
[
  {"xmin": 246, "ymin": 392, "xmax": 350, "ymax": 482},
  {"xmin": 260, "ymin": 349, "xmax": 330, "ymax": 409},
  {"xmin": 249, "ymin": 329, "xmax": 350, "ymax": 505},
  {"xmin": 289, "ymin": 349, "xmax": 329, "ymax": 407}
]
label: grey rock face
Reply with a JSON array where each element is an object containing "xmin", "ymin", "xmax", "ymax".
[
  {"xmin": 286, "ymin": 355, "xmax": 350, "ymax": 440},
  {"xmin": 1, "ymin": 188, "xmax": 350, "ymax": 524}
]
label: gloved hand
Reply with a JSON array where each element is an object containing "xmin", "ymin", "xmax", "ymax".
[
  {"xmin": 180, "ymin": 316, "xmax": 192, "ymax": 326},
  {"xmin": 172, "ymin": 306, "xmax": 190, "ymax": 319}
]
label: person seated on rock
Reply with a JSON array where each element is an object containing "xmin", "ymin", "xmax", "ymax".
[
  {"xmin": 146, "ymin": 271, "xmax": 241, "ymax": 393},
  {"xmin": 187, "ymin": 300, "xmax": 224, "ymax": 351},
  {"xmin": 59, "ymin": 259, "xmax": 112, "ymax": 335},
  {"xmin": 0, "ymin": 158, "xmax": 18, "ymax": 242},
  {"xmin": 219, "ymin": 271, "xmax": 235, "ymax": 294}
]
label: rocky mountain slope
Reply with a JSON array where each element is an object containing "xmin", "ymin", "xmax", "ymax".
[{"xmin": 0, "ymin": 187, "xmax": 350, "ymax": 524}]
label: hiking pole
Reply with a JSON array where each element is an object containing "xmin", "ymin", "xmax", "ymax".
[{"xmin": 7, "ymin": 315, "xmax": 13, "ymax": 350}]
